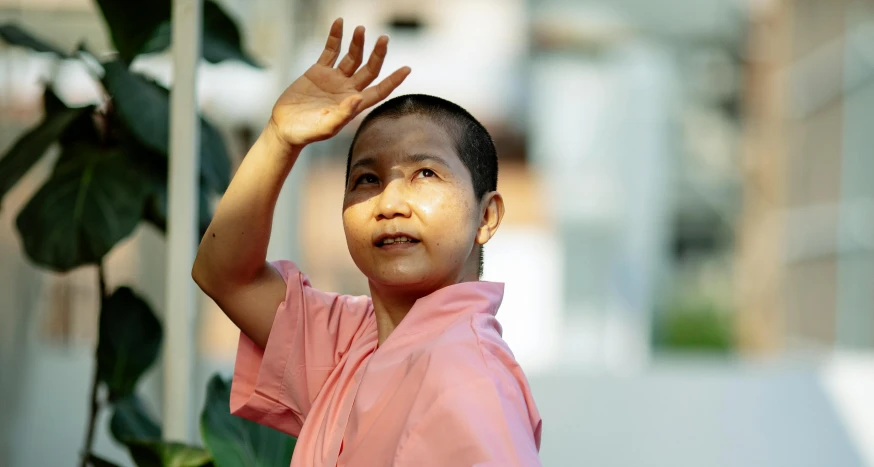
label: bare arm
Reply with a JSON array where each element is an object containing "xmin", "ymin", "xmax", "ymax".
[
  {"xmin": 192, "ymin": 18, "xmax": 411, "ymax": 348},
  {"xmin": 192, "ymin": 125, "xmax": 295, "ymax": 347}
]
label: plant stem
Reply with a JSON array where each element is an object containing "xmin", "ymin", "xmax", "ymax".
[{"xmin": 80, "ymin": 263, "xmax": 108, "ymax": 467}]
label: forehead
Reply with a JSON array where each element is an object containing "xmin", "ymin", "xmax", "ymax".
[{"xmin": 350, "ymin": 114, "xmax": 457, "ymax": 162}]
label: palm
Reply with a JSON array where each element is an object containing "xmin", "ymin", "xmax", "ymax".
[{"xmin": 271, "ymin": 19, "xmax": 411, "ymax": 147}]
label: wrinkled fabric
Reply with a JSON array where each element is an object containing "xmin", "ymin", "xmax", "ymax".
[{"xmin": 231, "ymin": 260, "xmax": 542, "ymax": 466}]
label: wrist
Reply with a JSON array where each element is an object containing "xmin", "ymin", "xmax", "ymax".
[{"xmin": 264, "ymin": 118, "xmax": 304, "ymax": 157}]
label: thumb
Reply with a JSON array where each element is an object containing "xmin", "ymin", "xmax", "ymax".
[{"xmin": 340, "ymin": 94, "xmax": 364, "ymax": 116}]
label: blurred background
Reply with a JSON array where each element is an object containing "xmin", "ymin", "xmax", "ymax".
[{"xmin": 1, "ymin": 0, "xmax": 873, "ymax": 466}]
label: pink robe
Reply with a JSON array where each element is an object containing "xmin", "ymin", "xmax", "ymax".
[{"xmin": 230, "ymin": 260, "xmax": 543, "ymax": 466}]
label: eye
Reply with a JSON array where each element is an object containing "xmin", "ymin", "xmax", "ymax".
[
  {"xmin": 417, "ymin": 168, "xmax": 436, "ymax": 179},
  {"xmin": 353, "ymin": 173, "xmax": 378, "ymax": 187}
]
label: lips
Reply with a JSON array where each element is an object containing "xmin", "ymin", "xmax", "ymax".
[{"xmin": 374, "ymin": 232, "xmax": 421, "ymax": 247}]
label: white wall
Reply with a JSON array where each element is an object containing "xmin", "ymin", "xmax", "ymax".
[{"xmin": 528, "ymin": 39, "xmax": 675, "ymax": 369}]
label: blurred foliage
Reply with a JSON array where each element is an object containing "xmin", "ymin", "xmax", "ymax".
[
  {"xmin": 107, "ymin": 377, "xmax": 295, "ymax": 467},
  {"xmin": 97, "ymin": 288, "xmax": 163, "ymax": 401},
  {"xmin": 0, "ymin": 24, "xmax": 71, "ymax": 57},
  {"xmin": 200, "ymin": 376, "xmax": 297, "ymax": 467},
  {"xmin": 124, "ymin": 442, "xmax": 213, "ymax": 467},
  {"xmin": 0, "ymin": 1, "xmax": 295, "ymax": 466},
  {"xmin": 110, "ymin": 395, "xmax": 162, "ymax": 443},
  {"xmin": 655, "ymin": 299, "xmax": 735, "ymax": 353},
  {"xmin": 139, "ymin": 1, "xmax": 262, "ymax": 68}
]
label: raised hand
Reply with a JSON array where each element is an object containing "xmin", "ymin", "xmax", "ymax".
[{"xmin": 268, "ymin": 18, "xmax": 411, "ymax": 149}]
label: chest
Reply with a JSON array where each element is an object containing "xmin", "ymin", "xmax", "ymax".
[{"xmin": 303, "ymin": 342, "xmax": 441, "ymax": 467}]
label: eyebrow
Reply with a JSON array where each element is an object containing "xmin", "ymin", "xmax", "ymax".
[{"xmin": 348, "ymin": 153, "xmax": 451, "ymax": 174}]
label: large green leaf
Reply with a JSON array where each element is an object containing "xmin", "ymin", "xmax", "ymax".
[
  {"xmin": 97, "ymin": 287, "xmax": 162, "ymax": 401},
  {"xmin": 133, "ymin": 141, "xmax": 215, "ymax": 237},
  {"xmin": 94, "ymin": 0, "xmax": 171, "ymax": 63},
  {"xmin": 199, "ymin": 0, "xmax": 261, "ymax": 67},
  {"xmin": 43, "ymin": 85, "xmax": 72, "ymax": 113},
  {"xmin": 58, "ymin": 107, "xmax": 101, "ymax": 147},
  {"xmin": 15, "ymin": 140, "xmax": 150, "ymax": 271},
  {"xmin": 140, "ymin": 1, "xmax": 260, "ymax": 67},
  {"xmin": 0, "ymin": 23, "xmax": 70, "ymax": 57},
  {"xmin": 110, "ymin": 394, "xmax": 214, "ymax": 467},
  {"xmin": 197, "ymin": 110, "xmax": 232, "ymax": 194},
  {"xmin": 142, "ymin": 177, "xmax": 214, "ymax": 238},
  {"xmin": 126, "ymin": 441, "xmax": 213, "ymax": 467},
  {"xmin": 110, "ymin": 394, "xmax": 162, "ymax": 444},
  {"xmin": 87, "ymin": 454, "xmax": 123, "ymax": 467},
  {"xmin": 101, "ymin": 60, "xmax": 231, "ymax": 193},
  {"xmin": 200, "ymin": 375, "xmax": 296, "ymax": 467},
  {"xmin": 0, "ymin": 89, "xmax": 87, "ymax": 210}
]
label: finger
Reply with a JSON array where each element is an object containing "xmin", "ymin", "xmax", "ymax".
[
  {"xmin": 359, "ymin": 66, "xmax": 411, "ymax": 109},
  {"xmin": 337, "ymin": 26, "xmax": 365, "ymax": 76},
  {"xmin": 350, "ymin": 35, "xmax": 389, "ymax": 91},
  {"xmin": 316, "ymin": 18, "xmax": 343, "ymax": 67},
  {"xmin": 324, "ymin": 95, "xmax": 364, "ymax": 132}
]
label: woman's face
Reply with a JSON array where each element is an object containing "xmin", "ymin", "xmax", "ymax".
[{"xmin": 343, "ymin": 115, "xmax": 485, "ymax": 293}]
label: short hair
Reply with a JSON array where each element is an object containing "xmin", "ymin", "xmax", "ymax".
[{"xmin": 346, "ymin": 94, "xmax": 498, "ymax": 278}]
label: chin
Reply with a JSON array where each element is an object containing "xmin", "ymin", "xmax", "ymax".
[
  {"xmin": 365, "ymin": 264, "xmax": 440, "ymax": 290},
  {"xmin": 370, "ymin": 270, "xmax": 429, "ymax": 288}
]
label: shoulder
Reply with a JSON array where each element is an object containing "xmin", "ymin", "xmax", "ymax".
[
  {"xmin": 422, "ymin": 314, "xmax": 524, "ymax": 397},
  {"xmin": 396, "ymin": 321, "xmax": 543, "ymax": 465},
  {"xmin": 272, "ymin": 259, "xmax": 373, "ymax": 313}
]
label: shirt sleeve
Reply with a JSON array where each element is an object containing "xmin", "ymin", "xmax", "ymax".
[
  {"xmin": 397, "ymin": 378, "xmax": 543, "ymax": 467},
  {"xmin": 229, "ymin": 260, "xmax": 374, "ymax": 436}
]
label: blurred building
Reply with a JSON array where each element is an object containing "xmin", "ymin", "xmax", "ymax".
[{"xmin": 738, "ymin": 0, "xmax": 874, "ymax": 352}]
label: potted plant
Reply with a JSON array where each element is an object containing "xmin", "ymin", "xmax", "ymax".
[{"xmin": 0, "ymin": 1, "xmax": 295, "ymax": 465}]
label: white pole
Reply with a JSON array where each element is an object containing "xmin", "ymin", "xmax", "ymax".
[
  {"xmin": 164, "ymin": 0, "xmax": 202, "ymax": 443},
  {"xmin": 265, "ymin": 0, "xmax": 302, "ymax": 264}
]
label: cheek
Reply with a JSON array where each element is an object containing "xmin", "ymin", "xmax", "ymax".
[
  {"xmin": 342, "ymin": 203, "xmax": 371, "ymax": 244},
  {"xmin": 419, "ymin": 187, "xmax": 477, "ymax": 245}
]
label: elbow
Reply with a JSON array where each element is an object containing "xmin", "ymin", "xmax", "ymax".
[
  {"xmin": 191, "ymin": 253, "xmax": 215, "ymax": 296},
  {"xmin": 191, "ymin": 252, "xmax": 257, "ymax": 299},
  {"xmin": 191, "ymin": 260, "xmax": 203, "ymax": 288},
  {"xmin": 191, "ymin": 248, "xmax": 266, "ymax": 299}
]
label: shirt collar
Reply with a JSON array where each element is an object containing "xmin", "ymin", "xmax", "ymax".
[{"xmin": 378, "ymin": 280, "xmax": 505, "ymax": 351}]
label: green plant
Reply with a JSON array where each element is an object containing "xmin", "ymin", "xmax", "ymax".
[
  {"xmin": 0, "ymin": 1, "xmax": 296, "ymax": 466},
  {"xmin": 654, "ymin": 298, "xmax": 735, "ymax": 353}
]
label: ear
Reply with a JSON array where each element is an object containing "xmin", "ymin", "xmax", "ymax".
[{"xmin": 475, "ymin": 191, "xmax": 504, "ymax": 246}]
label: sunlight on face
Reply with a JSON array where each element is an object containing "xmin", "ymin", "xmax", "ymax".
[{"xmin": 342, "ymin": 115, "xmax": 481, "ymax": 293}]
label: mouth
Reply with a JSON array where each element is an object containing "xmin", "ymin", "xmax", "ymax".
[{"xmin": 374, "ymin": 232, "xmax": 421, "ymax": 248}]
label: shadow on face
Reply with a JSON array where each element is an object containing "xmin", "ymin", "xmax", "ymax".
[{"xmin": 342, "ymin": 114, "xmax": 483, "ymax": 292}]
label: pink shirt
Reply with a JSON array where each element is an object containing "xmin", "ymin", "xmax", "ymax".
[{"xmin": 230, "ymin": 260, "xmax": 542, "ymax": 466}]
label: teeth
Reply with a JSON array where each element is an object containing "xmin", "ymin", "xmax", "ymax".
[{"xmin": 382, "ymin": 236, "xmax": 412, "ymax": 245}]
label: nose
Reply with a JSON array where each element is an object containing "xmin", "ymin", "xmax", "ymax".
[{"xmin": 374, "ymin": 178, "xmax": 412, "ymax": 220}]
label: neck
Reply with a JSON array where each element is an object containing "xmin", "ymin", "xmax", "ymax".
[
  {"xmin": 369, "ymin": 283, "xmax": 421, "ymax": 346},
  {"xmin": 369, "ymin": 262, "xmax": 480, "ymax": 346}
]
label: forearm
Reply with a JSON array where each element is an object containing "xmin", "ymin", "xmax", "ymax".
[{"xmin": 193, "ymin": 123, "xmax": 302, "ymax": 290}]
